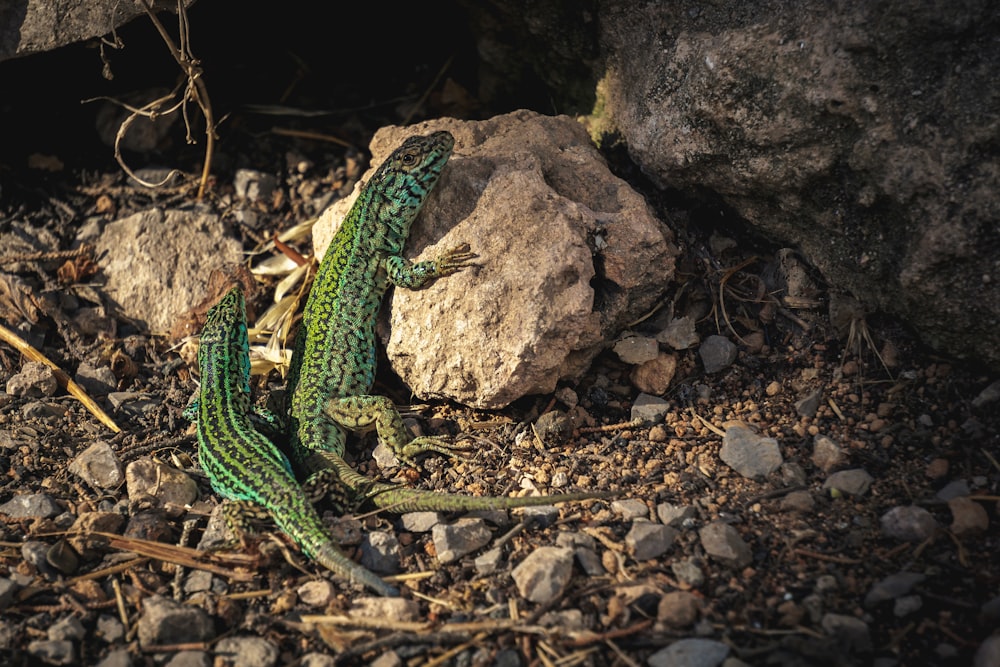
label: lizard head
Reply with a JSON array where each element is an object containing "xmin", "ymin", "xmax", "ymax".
[{"xmin": 371, "ymin": 130, "xmax": 455, "ymax": 222}]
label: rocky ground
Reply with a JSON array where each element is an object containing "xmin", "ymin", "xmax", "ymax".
[{"xmin": 1, "ymin": 7, "xmax": 999, "ymax": 667}]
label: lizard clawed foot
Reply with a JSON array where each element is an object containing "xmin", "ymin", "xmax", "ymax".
[
  {"xmin": 432, "ymin": 243, "xmax": 479, "ymax": 276},
  {"xmin": 301, "ymin": 468, "xmax": 355, "ymax": 513},
  {"xmin": 396, "ymin": 435, "xmax": 474, "ymax": 467}
]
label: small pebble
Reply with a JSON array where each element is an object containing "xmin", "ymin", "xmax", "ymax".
[
  {"xmin": 699, "ymin": 522, "xmax": 752, "ymax": 568},
  {"xmin": 812, "ymin": 435, "xmax": 845, "ymax": 472},
  {"xmin": 823, "ymin": 468, "xmax": 874, "ymax": 496},
  {"xmin": 431, "ymin": 518, "xmax": 492, "ymax": 563},
  {"xmin": 647, "ymin": 638, "xmax": 730, "ymax": 667},
  {"xmin": 511, "ymin": 546, "xmax": 575, "ymax": 604},
  {"xmin": 699, "ymin": 335, "xmax": 738, "ymax": 373},
  {"xmin": 947, "ymin": 496, "xmax": 989, "ymax": 536},
  {"xmin": 720, "ymin": 422, "xmax": 783, "ymax": 478},
  {"xmin": 879, "ymin": 505, "xmax": 939, "ymax": 542},
  {"xmin": 656, "ymin": 591, "xmax": 701, "ymax": 628},
  {"xmin": 211, "ymin": 636, "xmax": 279, "ymax": 667},
  {"xmin": 626, "ymin": 522, "xmax": 677, "ymax": 561}
]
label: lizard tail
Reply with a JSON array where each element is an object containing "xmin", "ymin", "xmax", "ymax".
[
  {"xmin": 311, "ymin": 542, "xmax": 399, "ymax": 597},
  {"xmin": 306, "ymin": 451, "xmax": 617, "ymax": 514}
]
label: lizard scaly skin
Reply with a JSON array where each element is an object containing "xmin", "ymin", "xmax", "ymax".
[
  {"xmin": 286, "ymin": 130, "xmax": 474, "ymax": 470},
  {"xmin": 284, "ymin": 130, "xmax": 613, "ymax": 511},
  {"xmin": 190, "ymin": 287, "xmax": 398, "ymax": 596}
]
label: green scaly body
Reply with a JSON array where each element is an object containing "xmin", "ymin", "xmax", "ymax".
[
  {"xmin": 192, "ymin": 287, "xmax": 397, "ymax": 596},
  {"xmin": 287, "ymin": 130, "xmax": 470, "ymax": 469},
  {"xmin": 284, "ymin": 129, "xmax": 612, "ymax": 513}
]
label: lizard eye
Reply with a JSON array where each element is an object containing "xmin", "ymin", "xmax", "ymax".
[{"xmin": 400, "ymin": 152, "xmax": 417, "ymax": 165}]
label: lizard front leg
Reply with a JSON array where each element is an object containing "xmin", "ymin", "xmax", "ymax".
[
  {"xmin": 386, "ymin": 244, "xmax": 478, "ymax": 289},
  {"xmin": 324, "ymin": 395, "xmax": 472, "ymax": 466}
]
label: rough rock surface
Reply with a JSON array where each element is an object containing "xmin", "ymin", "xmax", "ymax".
[
  {"xmin": 596, "ymin": 1, "xmax": 1000, "ymax": 369},
  {"xmin": 94, "ymin": 208, "xmax": 243, "ymax": 334},
  {"xmin": 313, "ymin": 110, "xmax": 677, "ymax": 408},
  {"xmin": 0, "ymin": 1, "xmax": 196, "ymax": 62}
]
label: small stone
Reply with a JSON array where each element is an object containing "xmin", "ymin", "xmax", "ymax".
[
  {"xmin": 6, "ymin": 361, "xmax": 58, "ymax": 398},
  {"xmin": 626, "ymin": 522, "xmax": 677, "ymax": 561},
  {"xmin": 95, "ymin": 648, "xmax": 132, "ymax": 667},
  {"xmin": 612, "ymin": 498, "xmax": 650, "ymax": 520},
  {"xmin": 893, "ymin": 595, "xmax": 922, "ymax": 617},
  {"xmin": 350, "ymin": 598, "xmax": 420, "ymax": 622},
  {"xmin": 125, "ymin": 459, "xmax": 199, "ymax": 507},
  {"xmin": 631, "ymin": 392, "xmax": 670, "ymax": 424},
  {"xmin": 74, "ymin": 362, "xmax": 117, "ymax": 397},
  {"xmin": 0, "ymin": 578, "xmax": 20, "ymax": 610},
  {"xmin": 647, "ymin": 638, "xmax": 730, "ymax": 667},
  {"xmin": 613, "ymin": 334, "xmax": 659, "ymax": 364},
  {"xmin": 300, "ymin": 654, "xmax": 337, "ymax": 667},
  {"xmin": 947, "ymin": 496, "xmax": 989, "ymax": 536},
  {"xmin": 21, "ymin": 400, "xmax": 68, "ymax": 421},
  {"xmin": 0, "ymin": 493, "xmax": 62, "ymax": 518},
  {"xmin": 27, "ymin": 640, "xmax": 75, "ymax": 665},
  {"xmin": 925, "ymin": 458, "xmax": 949, "ymax": 479},
  {"xmin": 671, "ymin": 558, "xmax": 705, "ymax": 587},
  {"xmin": 699, "ymin": 335, "xmax": 737, "ymax": 373},
  {"xmin": 431, "ymin": 518, "xmax": 492, "ymax": 563},
  {"xmin": 630, "ymin": 352, "xmax": 678, "ymax": 394},
  {"xmin": 474, "ymin": 546, "xmax": 503, "ymax": 575},
  {"xmin": 811, "ymin": 435, "xmax": 845, "ymax": 472},
  {"xmin": 68, "ymin": 441, "xmax": 124, "ymax": 490},
  {"xmin": 534, "ymin": 410, "xmax": 573, "ymax": 441},
  {"xmin": 234, "ymin": 169, "xmax": 278, "ymax": 202},
  {"xmin": 699, "ymin": 522, "xmax": 752, "ymax": 568},
  {"xmin": 539, "ymin": 609, "xmax": 585, "ymax": 629},
  {"xmin": 971, "ymin": 379, "xmax": 1000, "ymax": 408},
  {"xmin": 183, "ymin": 570, "xmax": 214, "ymax": 595},
  {"xmin": 780, "ymin": 490, "xmax": 815, "ymax": 513},
  {"xmin": 106, "ymin": 392, "xmax": 160, "ymax": 420},
  {"xmin": 720, "ymin": 422, "xmax": 783, "ymax": 478},
  {"xmin": 649, "ymin": 424, "xmax": 670, "ymax": 442},
  {"xmin": 136, "ymin": 595, "xmax": 215, "ymax": 648},
  {"xmin": 935, "ymin": 479, "xmax": 970, "ymax": 501},
  {"xmin": 795, "ymin": 389, "xmax": 823, "ymax": 417},
  {"xmin": 361, "ymin": 531, "xmax": 400, "ymax": 573},
  {"xmin": 97, "ymin": 616, "xmax": 127, "ymax": 645},
  {"xmin": 22, "ymin": 541, "xmax": 59, "ymax": 577},
  {"xmin": 656, "ymin": 503, "xmax": 697, "ymax": 527},
  {"xmin": 656, "ymin": 316, "xmax": 699, "ymax": 350},
  {"xmin": 518, "ymin": 505, "xmax": 560, "ymax": 528},
  {"xmin": 399, "ymin": 512, "xmax": 442, "ymax": 532},
  {"xmin": 124, "ymin": 510, "xmax": 175, "ymax": 544},
  {"xmin": 823, "ymin": 469, "xmax": 874, "ymax": 496},
  {"xmin": 880, "ymin": 505, "xmax": 939, "ymax": 542},
  {"xmin": 864, "ymin": 572, "xmax": 926, "ymax": 607},
  {"xmin": 656, "ymin": 591, "xmax": 701, "ymax": 628},
  {"xmin": 780, "ymin": 461, "xmax": 808, "ymax": 486},
  {"xmin": 511, "ymin": 546, "xmax": 575, "ymax": 603},
  {"xmin": 765, "ymin": 381, "xmax": 782, "ymax": 396},
  {"xmin": 297, "ymin": 580, "xmax": 336, "ymax": 607},
  {"xmin": 211, "ymin": 636, "xmax": 279, "ymax": 667},
  {"xmin": 820, "ymin": 613, "xmax": 872, "ymax": 653},
  {"xmin": 48, "ymin": 616, "xmax": 86, "ymax": 641}
]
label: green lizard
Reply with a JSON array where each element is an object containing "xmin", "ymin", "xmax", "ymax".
[
  {"xmin": 188, "ymin": 286, "xmax": 398, "ymax": 597},
  {"xmin": 188, "ymin": 285, "xmax": 609, "ymax": 597},
  {"xmin": 284, "ymin": 128, "xmax": 612, "ymax": 512},
  {"xmin": 286, "ymin": 130, "xmax": 472, "ymax": 473}
]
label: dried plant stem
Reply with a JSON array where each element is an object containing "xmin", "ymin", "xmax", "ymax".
[
  {"xmin": 139, "ymin": 0, "xmax": 216, "ymax": 199},
  {"xmin": 0, "ymin": 322, "xmax": 121, "ymax": 433}
]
